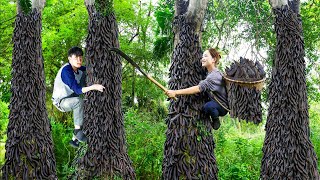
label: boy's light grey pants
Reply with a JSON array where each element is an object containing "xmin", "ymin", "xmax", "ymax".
[{"xmin": 59, "ymin": 97, "xmax": 83, "ymax": 126}]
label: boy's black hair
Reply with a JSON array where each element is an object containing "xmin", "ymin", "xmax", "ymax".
[{"xmin": 68, "ymin": 46, "xmax": 83, "ymax": 57}]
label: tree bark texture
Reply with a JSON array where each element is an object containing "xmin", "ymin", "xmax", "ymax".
[
  {"xmin": 76, "ymin": 4, "xmax": 135, "ymax": 179},
  {"xmin": 163, "ymin": 0, "xmax": 219, "ymax": 179},
  {"xmin": 261, "ymin": 2, "xmax": 319, "ymax": 179},
  {"xmin": 2, "ymin": 3, "xmax": 57, "ymax": 179}
]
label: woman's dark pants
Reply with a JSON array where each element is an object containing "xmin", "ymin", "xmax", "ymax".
[{"xmin": 203, "ymin": 100, "xmax": 228, "ymax": 129}]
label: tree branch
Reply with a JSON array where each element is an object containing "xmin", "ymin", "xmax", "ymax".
[
  {"xmin": 186, "ymin": 0, "xmax": 208, "ymax": 24},
  {"xmin": 269, "ymin": 0, "xmax": 288, "ymax": 8},
  {"xmin": 0, "ymin": 16, "xmax": 16, "ymax": 25},
  {"xmin": 32, "ymin": 0, "xmax": 46, "ymax": 11},
  {"xmin": 85, "ymin": 0, "xmax": 95, "ymax": 6},
  {"xmin": 128, "ymin": 31, "xmax": 139, "ymax": 44}
]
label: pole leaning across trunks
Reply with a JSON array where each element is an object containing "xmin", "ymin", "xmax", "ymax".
[{"xmin": 109, "ymin": 47, "xmax": 177, "ymax": 101}]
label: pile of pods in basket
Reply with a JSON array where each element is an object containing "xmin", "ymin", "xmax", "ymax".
[{"xmin": 224, "ymin": 57, "xmax": 266, "ymax": 124}]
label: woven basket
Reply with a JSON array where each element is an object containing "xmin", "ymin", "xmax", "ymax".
[{"xmin": 223, "ymin": 75, "xmax": 265, "ymax": 91}]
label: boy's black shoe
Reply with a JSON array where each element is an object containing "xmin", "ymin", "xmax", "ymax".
[
  {"xmin": 69, "ymin": 139, "xmax": 79, "ymax": 148},
  {"xmin": 212, "ymin": 117, "xmax": 221, "ymax": 130},
  {"xmin": 74, "ymin": 130, "xmax": 87, "ymax": 143}
]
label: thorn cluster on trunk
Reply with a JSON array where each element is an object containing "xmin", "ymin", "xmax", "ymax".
[
  {"xmin": 2, "ymin": 10, "xmax": 57, "ymax": 179},
  {"xmin": 163, "ymin": 15, "xmax": 218, "ymax": 180},
  {"xmin": 74, "ymin": 5, "xmax": 135, "ymax": 179},
  {"xmin": 261, "ymin": 6, "xmax": 319, "ymax": 179}
]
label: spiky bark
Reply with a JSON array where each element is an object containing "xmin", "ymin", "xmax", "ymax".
[
  {"xmin": 2, "ymin": 0, "xmax": 57, "ymax": 179},
  {"xmin": 162, "ymin": 0, "xmax": 218, "ymax": 179},
  {"xmin": 75, "ymin": 1, "xmax": 135, "ymax": 179},
  {"xmin": 261, "ymin": 1, "xmax": 319, "ymax": 179}
]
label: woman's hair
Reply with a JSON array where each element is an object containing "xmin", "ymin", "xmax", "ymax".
[{"xmin": 208, "ymin": 48, "xmax": 221, "ymax": 65}]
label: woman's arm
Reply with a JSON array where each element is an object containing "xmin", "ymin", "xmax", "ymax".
[{"xmin": 166, "ymin": 86, "xmax": 200, "ymax": 98}]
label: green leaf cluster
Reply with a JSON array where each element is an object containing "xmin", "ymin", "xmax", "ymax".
[
  {"xmin": 0, "ymin": 101, "xmax": 9, "ymax": 165},
  {"xmin": 214, "ymin": 117, "xmax": 264, "ymax": 179},
  {"xmin": 0, "ymin": 0, "xmax": 15, "ymax": 102},
  {"xmin": 95, "ymin": 0, "xmax": 114, "ymax": 16},
  {"xmin": 309, "ymin": 103, "xmax": 320, "ymax": 172},
  {"xmin": 50, "ymin": 119, "xmax": 77, "ymax": 177},
  {"xmin": 124, "ymin": 107, "xmax": 166, "ymax": 179},
  {"xmin": 19, "ymin": 0, "xmax": 32, "ymax": 14},
  {"xmin": 153, "ymin": 1, "xmax": 174, "ymax": 60}
]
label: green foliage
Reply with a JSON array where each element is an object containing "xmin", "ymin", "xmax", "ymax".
[
  {"xmin": 0, "ymin": 101, "xmax": 9, "ymax": 165},
  {"xmin": 154, "ymin": 3, "xmax": 174, "ymax": 36},
  {"xmin": 309, "ymin": 103, "xmax": 320, "ymax": 172},
  {"xmin": 65, "ymin": 143, "xmax": 89, "ymax": 179},
  {"xmin": 114, "ymin": 0, "xmax": 137, "ymax": 23},
  {"xmin": 0, "ymin": 101, "xmax": 9, "ymax": 141},
  {"xmin": 18, "ymin": 0, "xmax": 32, "ymax": 14},
  {"xmin": 204, "ymin": 0, "xmax": 274, "ymax": 50},
  {"xmin": 307, "ymin": 78, "xmax": 320, "ymax": 102},
  {"xmin": 214, "ymin": 116, "xmax": 264, "ymax": 179},
  {"xmin": 301, "ymin": 0, "xmax": 320, "ymax": 66},
  {"xmin": 114, "ymin": 0, "xmax": 171, "ymax": 111},
  {"xmin": 153, "ymin": 36, "xmax": 172, "ymax": 60},
  {"xmin": 124, "ymin": 108, "xmax": 166, "ymax": 179},
  {"xmin": 120, "ymin": 46, "xmax": 169, "ymax": 112},
  {"xmin": 50, "ymin": 119, "xmax": 77, "ymax": 178},
  {"xmin": 153, "ymin": 0, "xmax": 174, "ymax": 64},
  {"xmin": 95, "ymin": 0, "xmax": 114, "ymax": 16},
  {"xmin": 42, "ymin": 0, "xmax": 88, "ymax": 93},
  {"xmin": 0, "ymin": 0, "xmax": 15, "ymax": 102}
]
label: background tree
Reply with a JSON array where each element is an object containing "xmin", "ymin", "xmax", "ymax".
[
  {"xmin": 162, "ymin": 0, "xmax": 219, "ymax": 179},
  {"xmin": 75, "ymin": 0, "xmax": 135, "ymax": 179},
  {"xmin": 261, "ymin": 0, "xmax": 319, "ymax": 179},
  {"xmin": 0, "ymin": 1, "xmax": 16, "ymax": 103},
  {"xmin": 1, "ymin": 0, "xmax": 57, "ymax": 178}
]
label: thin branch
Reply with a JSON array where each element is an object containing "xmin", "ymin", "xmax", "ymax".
[
  {"xmin": 214, "ymin": 19, "xmax": 227, "ymax": 48},
  {"xmin": 0, "ymin": 16, "xmax": 16, "ymax": 26},
  {"xmin": 129, "ymin": 28, "xmax": 139, "ymax": 44},
  {"xmin": 0, "ymin": 39, "xmax": 13, "ymax": 58}
]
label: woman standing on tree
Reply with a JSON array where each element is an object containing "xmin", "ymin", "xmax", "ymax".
[{"xmin": 166, "ymin": 48, "xmax": 229, "ymax": 130}]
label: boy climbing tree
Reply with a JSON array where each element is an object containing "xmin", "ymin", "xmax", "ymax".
[{"xmin": 52, "ymin": 46, "xmax": 105, "ymax": 147}]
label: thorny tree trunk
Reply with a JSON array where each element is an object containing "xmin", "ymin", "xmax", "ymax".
[
  {"xmin": 261, "ymin": 0, "xmax": 319, "ymax": 179},
  {"xmin": 76, "ymin": 1, "xmax": 135, "ymax": 179},
  {"xmin": 2, "ymin": 0, "xmax": 57, "ymax": 179},
  {"xmin": 163, "ymin": 0, "xmax": 219, "ymax": 179}
]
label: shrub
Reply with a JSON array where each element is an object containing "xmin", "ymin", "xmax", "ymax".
[
  {"xmin": 0, "ymin": 101, "xmax": 9, "ymax": 165},
  {"xmin": 0, "ymin": 101, "xmax": 9, "ymax": 141},
  {"xmin": 215, "ymin": 115, "xmax": 264, "ymax": 180},
  {"xmin": 309, "ymin": 103, "xmax": 320, "ymax": 171},
  {"xmin": 50, "ymin": 119, "xmax": 78, "ymax": 178},
  {"xmin": 124, "ymin": 108, "xmax": 166, "ymax": 179}
]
